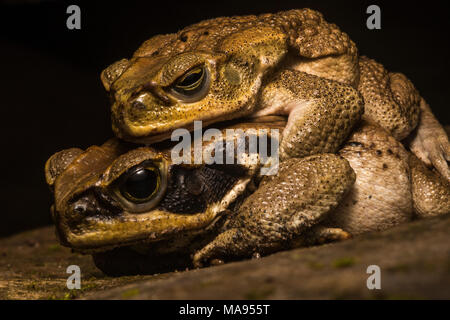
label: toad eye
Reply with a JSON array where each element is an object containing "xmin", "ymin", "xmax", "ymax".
[
  {"xmin": 120, "ymin": 168, "xmax": 159, "ymax": 203},
  {"xmin": 114, "ymin": 161, "xmax": 168, "ymax": 213},
  {"xmin": 176, "ymin": 67, "xmax": 203, "ymax": 89},
  {"xmin": 170, "ymin": 66, "xmax": 209, "ymax": 101}
]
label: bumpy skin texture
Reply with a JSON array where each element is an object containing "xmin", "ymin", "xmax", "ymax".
[
  {"xmin": 325, "ymin": 123, "xmax": 450, "ymax": 235},
  {"xmin": 44, "ymin": 121, "xmax": 284, "ymax": 254},
  {"xmin": 194, "ymin": 124, "xmax": 450, "ymax": 266},
  {"xmin": 103, "ymin": 9, "xmax": 450, "ymax": 180},
  {"xmin": 409, "ymin": 154, "xmax": 450, "ymax": 217},
  {"xmin": 46, "ymin": 142, "xmax": 248, "ymax": 253},
  {"xmin": 45, "ymin": 119, "xmax": 358, "ymax": 273},
  {"xmin": 46, "ymin": 123, "xmax": 449, "ymax": 273},
  {"xmin": 192, "ymin": 154, "xmax": 355, "ymax": 267},
  {"xmin": 257, "ymin": 70, "xmax": 363, "ymax": 159},
  {"xmin": 103, "ymin": 9, "xmax": 363, "ymax": 161},
  {"xmin": 358, "ymin": 56, "xmax": 420, "ymax": 140},
  {"xmin": 358, "ymin": 57, "xmax": 449, "ymax": 180}
]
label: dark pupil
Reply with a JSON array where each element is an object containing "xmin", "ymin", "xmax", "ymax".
[
  {"xmin": 178, "ymin": 69, "xmax": 202, "ymax": 87},
  {"xmin": 122, "ymin": 169, "xmax": 158, "ymax": 200}
]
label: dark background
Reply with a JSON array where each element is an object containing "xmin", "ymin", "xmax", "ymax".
[{"xmin": 0, "ymin": 0, "xmax": 449, "ymax": 238}]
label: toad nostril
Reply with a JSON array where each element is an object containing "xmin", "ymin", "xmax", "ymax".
[
  {"xmin": 71, "ymin": 196, "xmax": 95, "ymax": 216},
  {"xmin": 131, "ymin": 100, "xmax": 147, "ymax": 110},
  {"xmin": 71, "ymin": 192, "xmax": 122, "ymax": 218},
  {"xmin": 73, "ymin": 202, "xmax": 87, "ymax": 214}
]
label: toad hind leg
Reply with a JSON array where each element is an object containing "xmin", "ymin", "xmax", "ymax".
[
  {"xmin": 409, "ymin": 154, "xmax": 450, "ymax": 217},
  {"xmin": 359, "ymin": 56, "xmax": 449, "ymax": 181},
  {"xmin": 192, "ymin": 154, "xmax": 355, "ymax": 268}
]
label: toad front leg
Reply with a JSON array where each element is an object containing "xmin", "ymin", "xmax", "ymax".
[
  {"xmin": 254, "ymin": 70, "xmax": 364, "ymax": 160},
  {"xmin": 192, "ymin": 154, "xmax": 355, "ymax": 267}
]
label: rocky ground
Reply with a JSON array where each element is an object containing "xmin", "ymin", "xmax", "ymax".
[{"xmin": 0, "ymin": 213, "xmax": 449, "ymax": 299}]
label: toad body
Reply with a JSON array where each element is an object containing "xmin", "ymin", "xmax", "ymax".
[
  {"xmin": 45, "ymin": 119, "xmax": 450, "ymax": 275},
  {"xmin": 102, "ymin": 8, "xmax": 450, "ymax": 180}
]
